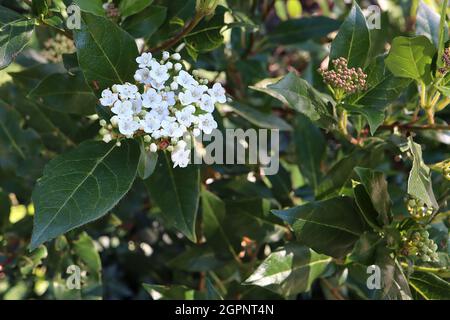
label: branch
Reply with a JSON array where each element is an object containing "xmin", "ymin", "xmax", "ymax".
[
  {"xmin": 149, "ymin": 13, "xmax": 204, "ymax": 53},
  {"xmin": 379, "ymin": 123, "xmax": 450, "ymax": 132}
]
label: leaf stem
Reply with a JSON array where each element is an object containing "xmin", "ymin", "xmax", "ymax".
[{"xmin": 149, "ymin": 13, "xmax": 205, "ymax": 53}]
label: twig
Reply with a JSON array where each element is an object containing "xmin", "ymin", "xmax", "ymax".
[
  {"xmin": 149, "ymin": 13, "xmax": 205, "ymax": 53},
  {"xmin": 379, "ymin": 123, "xmax": 450, "ymax": 132}
]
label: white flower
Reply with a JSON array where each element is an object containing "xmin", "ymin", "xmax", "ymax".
[
  {"xmin": 134, "ymin": 68, "xmax": 151, "ymax": 84},
  {"xmin": 170, "ymin": 82, "xmax": 179, "ymax": 90},
  {"xmin": 142, "ymin": 89, "xmax": 162, "ymax": 108},
  {"xmin": 171, "ymin": 141, "xmax": 190, "ymax": 168},
  {"xmin": 118, "ymin": 117, "xmax": 139, "ymax": 136},
  {"xmin": 208, "ymin": 83, "xmax": 226, "ymax": 103},
  {"xmin": 149, "ymin": 143, "xmax": 158, "ymax": 153},
  {"xmin": 198, "ymin": 113, "xmax": 217, "ymax": 134},
  {"xmin": 151, "ymin": 129, "xmax": 164, "ymax": 139},
  {"xmin": 175, "ymin": 105, "xmax": 196, "ymax": 127},
  {"xmin": 162, "ymin": 120, "xmax": 184, "ymax": 138},
  {"xmin": 150, "ymin": 79, "xmax": 165, "ymax": 90},
  {"xmin": 149, "ymin": 101, "xmax": 169, "ymax": 120},
  {"xmin": 165, "ymin": 61, "xmax": 173, "ymax": 69},
  {"xmin": 117, "ymin": 83, "xmax": 138, "ymax": 100},
  {"xmin": 100, "ymin": 89, "xmax": 118, "ymax": 106},
  {"xmin": 198, "ymin": 94, "xmax": 215, "ymax": 112},
  {"xmin": 103, "ymin": 133, "xmax": 112, "ymax": 143},
  {"xmin": 174, "ymin": 63, "xmax": 182, "ymax": 72},
  {"xmin": 192, "ymin": 128, "xmax": 201, "ymax": 137},
  {"xmin": 171, "ymin": 53, "xmax": 181, "ymax": 61},
  {"xmin": 131, "ymin": 96, "xmax": 143, "ymax": 114},
  {"xmin": 150, "ymin": 63, "xmax": 169, "ymax": 83},
  {"xmin": 111, "ymin": 100, "xmax": 133, "ymax": 117},
  {"xmin": 161, "ymin": 91, "xmax": 176, "ymax": 106},
  {"xmin": 176, "ymin": 70, "xmax": 197, "ymax": 89},
  {"xmin": 179, "ymin": 90, "xmax": 195, "ymax": 105},
  {"xmin": 162, "ymin": 51, "xmax": 170, "ymax": 61},
  {"xmin": 140, "ymin": 113, "xmax": 161, "ymax": 133},
  {"xmin": 190, "ymin": 85, "xmax": 208, "ymax": 103},
  {"xmin": 136, "ymin": 52, "xmax": 152, "ymax": 68}
]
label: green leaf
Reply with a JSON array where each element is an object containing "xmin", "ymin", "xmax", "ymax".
[
  {"xmin": 409, "ymin": 271, "xmax": 450, "ymax": 300},
  {"xmin": 184, "ymin": 6, "xmax": 226, "ymax": 56},
  {"xmin": 272, "ymin": 197, "xmax": 367, "ymax": 258},
  {"xmin": 268, "ymin": 16, "xmax": 341, "ymax": 45},
  {"xmin": 330, "ymin": 2, "xmax": 370, "ymax": 67},
  {"xmin": 143, "ymin": 284, "xmax": 205, "ymax": 300},
  {"xmin": 0, "ymin": 6, "xmax": 34, "ymax": 70},
  {"xmin": 254, "ymin": 73, "xmax": 336, "ymax": 129},
  {"xmin": 119, "ymin": 0, "xmax": 154, "ymax": 19},
  {"xmin": 72, "ymin": 0, "xmax": 105, "ymax": 16},
  {"xmin": 293, "ymin": 114, "xmax": 325, "ymax": 191},
  {"xmin": 202, "ymin": 189, "xmax": 238, "ymax": 259},
  {"xmin": 416, "ymin": 1, "xmax": 448, "ymax": 48},
  {"xmin": 354, "ymin": 167, "xmax": 392, "ymax": 225},
  {"xmin": 74, "ymin": 12, "xmax": 139, "ymax": 91},
  {"xmin": 122, "ymin": 5, "xmax": 167, "ymax": 39},
  {"xmin": 229, "ymin": 102, "xmax": 292, "ymax": 131},
  {"xmin": 0, "ymin": 100, "xmax": 42, "ymax": 175},
  {"xmin": 385, "ymin": 36, "xmax": 435, "ymax": 84},
  {"xmin": 31, "ymin": 0, "xmax": 49, "ymax": 16},
  {"xmin": 137, "ymin": 140, "xmax": 158, "ymax": 180},
  {"xmin": 30, "ymin": 140, "xmax": 140, "ymax": 250},
  {"xmin": 245, "ymin": 243, "xmax": 332, "ymax": 296},
  {"xmin": 145, "ymin": 152, "xmax": 199, "ymax": 242},
  {"xmin": 353, "ymin": 185, "xmax": 383, "ymax": 232},
  {"xmin": 28, "ymin": 72, "xmax": 97, "ymax": 115},
  {"xmin": 347, "ymin": 56, "xmax": 412, "ymax": 134},
  {"xmin": 407, "ymin": 137, "xmax": 438, "ymax": 209}
]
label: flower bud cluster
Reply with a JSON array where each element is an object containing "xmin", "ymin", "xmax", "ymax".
[
  {"xmin": 406, "ymin": 197, "xmax": 434, "ymax": 221},
  {"xmin": 439, "ymin": 48, "xmax": 450, "ymax": 75},
  {"xmin": 319, "ymin": 57, "xmax": 367, "ymax": 95},
  {"xmin": 443, "ymin": 161, "xmax": 450, "ymax": 181},
  {"xmin": 98, "ymin": 51, "xmax": 225, "ymax": 168},
  {"xmin": 402, "ymin": 229, "xmax": 439, "ymax": 262},
  {"xmin": 42, "ymin": 34, "xmax": 75, "ymax": 63}
]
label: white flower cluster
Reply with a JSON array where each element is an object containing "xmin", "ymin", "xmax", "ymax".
[{"xmin": 98, "ymin": 51, "xmax": 225, "ymax": 168}]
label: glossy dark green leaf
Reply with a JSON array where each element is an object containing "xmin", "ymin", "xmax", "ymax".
[
  {"xmin": 137, "ymin": 141, "xmax": 158, "ymax": 180},
  {"xmin": 272, "ymin": 197, "xmax": 367, "ymax": 258},
  {"xmin": 354, "ymin": 167, "xmax": 392, "ymax": 225},
  {"xmin": 416, "ymin": 1, "xmax": 448, "ymax": 48},
  {"xmin": 245, "ymin": 243, "xmax": 331, "ymax": 296},
  {"xmin": 330, "ymin": 2, "xmax": 370, "ymax": 67},
  {"xmin": 347, "ymin": 56, "xmax": 412, "ymax": 134},
  {"xmin": 230, "ymin": 102, "xmax": 292, "ymax": 131},
  {"xmin": 74, "ymin": 12, "xmax": 139, "ymax": 91},
  {"xmin": 353, "ymin": 185, "xmax": 382, "ymax": 232},
  {"xmin": 122, "ymin": 5, "xmax": 167, "ymax": 39},
  {"xmin": 255, "ymin": 73, "xmax": 335, "ymax": 129},
  {"xmin": 268, "ymin": 16, "xmax": 341, "ymax": 45},
  {"xmin": 145, "ymin": 152, "xmax": 200, "ymax": 242},
  {"xmin": 119, "ymin": 0, "xmax": 154, "ymax": 18},
  {"xmin": 28, "ymin": 72, "xmax": 97, "ymax": 115},
  {"xmin": 72, "ymin": 0, "xmax": 105, "ymax": 16},
  {"xmin": 0, "ymin": 100, "xmax": 43, "ymax": 175},
  {"xmin": 30, "ymin": 140, "xmax": 140, "ymax": 250},
  {"xmin": 0, "ymin": 5, "xmax": 34, "ymax": 69},
  {"xmin": 409, "ymin": 271, "xmax": 450, "ymax": 300},
  {"xmin": 293, "ymin": 114, "xmax": 325, "ymax": 191},
  {"xmin": 184, "ymin": 6, "xmax": 226, "ymax": 57},
  {"xmin": 385, "ymin": 36, "xmax": 435, "ymax": 84},
  {"xmin": 407, "ymin": 137, "xmax": 438, "ymax": 209}
]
